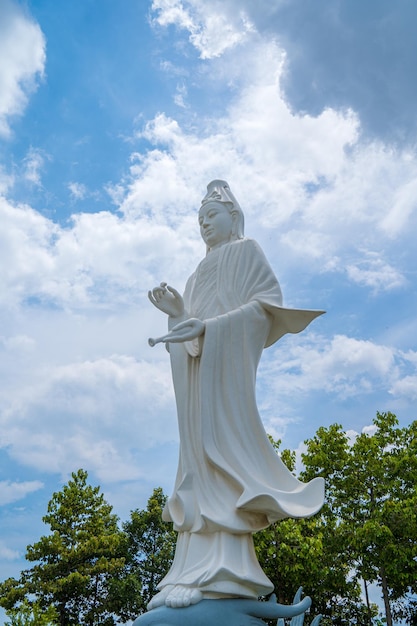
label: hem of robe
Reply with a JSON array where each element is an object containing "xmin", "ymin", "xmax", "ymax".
[{"xmin": 157, "ymin": 531, "xmax": 274, "ymax": 599}]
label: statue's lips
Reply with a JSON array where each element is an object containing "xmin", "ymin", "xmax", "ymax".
[{"xmin": 203, "ymin": 229, "xmax": 215, "ymax": 241}]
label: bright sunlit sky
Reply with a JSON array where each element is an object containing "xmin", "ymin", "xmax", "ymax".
[{"xmin": 1, "ymin": 0, "xmax": 417, "ymax": 611}]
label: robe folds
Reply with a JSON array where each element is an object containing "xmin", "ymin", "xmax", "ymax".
[{"xmin": 159, "ymin": 238, "xmax": 325, "ymax": 598}]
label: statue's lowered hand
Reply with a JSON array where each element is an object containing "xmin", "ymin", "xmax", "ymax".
[{"xmin": 149, "ymin": 318, "xmax": 205, "ymax": 347}]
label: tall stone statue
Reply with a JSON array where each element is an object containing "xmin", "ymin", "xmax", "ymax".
[{"xmin": 146, "ymin": 180, "xmax": 325, "ymax": 616}]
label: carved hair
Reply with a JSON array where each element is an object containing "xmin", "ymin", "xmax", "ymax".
[{"xmin": 201, "ymin": 180, "xmax": 245, "ymax": 240}]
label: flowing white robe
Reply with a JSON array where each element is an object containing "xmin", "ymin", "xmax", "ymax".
[{"xmin": 159, "ymin": 238, "xmax": 325, "ymax": 598}]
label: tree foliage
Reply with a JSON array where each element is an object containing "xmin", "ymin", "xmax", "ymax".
[
  {"xmin": 301, "ymin": 412, "xmax": 417, "ymax": 626},
  {"xmin": 5, "ymin": 600, "xmax": 58, "ymax": 626},
  {"xmin": 254, "ymin": 439, "xmax": 376, "ymax": 625},
  {"xmin": 122, "ymin": 487, "xmax": 176, "ymax": 612},
  {"xmin": 0, "ymin": 469, "xmax": 134, "ymax": 626}
]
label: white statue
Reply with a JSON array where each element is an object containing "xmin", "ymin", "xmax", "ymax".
[{"xmin": 148, "ymin": 180, "xmax": 325, "ymax": 610}]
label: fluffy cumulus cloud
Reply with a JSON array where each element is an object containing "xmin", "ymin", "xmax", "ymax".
[
  {"xmin": 145, "ymin": 1, "xmax": 417, "ymax": 290},
  {"xmin": 0, "ymin": 354, "xmax": 177, "ymax": 482},
  {"xmin": 152, "ymin": 0, "xmax": 417, "ymax": 143},
  {"xmin": 0, "ymin": 194, "xmax": 201, "ymax": 310},
  {"xmin": 262, "ymin": 334, "xmax": 397, "ymax": 398},
  {"xmin": 1, "ymin": 32, "xmax": 415, "ymax": 316},
  {"xmin": 257, "ymin": 333, "xmax": 417, "ymax": 441},
  {"xmin": 264, "ymin": 334, "xmax": 417, "ymax": 422},
  {"xmin": 0, "ymin": 196, "xmax": 58, "ymax": 305},
  {"xmin": 124, "ymin": 39, "xmax": 416, "ymax": 291},
  {"xmin": 0, "ymin": 0, "xmax": 45, "ymax": 137}
]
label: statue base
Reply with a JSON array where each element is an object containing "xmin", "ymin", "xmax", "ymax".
[{"xmin": 133, "ymin": 594, "xmax": 313, "ymax": 626}]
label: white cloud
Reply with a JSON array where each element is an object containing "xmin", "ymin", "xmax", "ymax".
[
  {"xmin": 174, "ymin": 83, "xmax": 188, "ymax": 108},
  {"xmin": 390, "ymin": 376, "xmax": 417, "ymax": 401},
  {"xmin": 151, "ymin": 0, "xmax": 254, "ymax": 59},
  {"xmin": 159, "ymin": 60, "xmax": 189, "ymax": 77},
  {"xmin": 0, "ymin": 37, "xmax": 409, "ymax": 315},
  {"xmin": 1, "ymin": 355, "xmax": 178, "ymax": 482},
  {"xmin": 0, "ymin": 0, "xmax": 45, "ymax": 137},
  {"xmin": 380, "ymin": 176, "xmax": 417, "ymax": 237},
  {"xmin": 0, "ymin": 542, "xmax": 19, "ymax": 560},
  {"xmin": 0, "ymin": 196, "xmax": 58, "ymax": 305},
  {"xmin": 362, "ymin": 424, "xmax": 378, "ymax": 436},
  {"xmin": 0, "ymin": 195, "xmax": 202, "ymax": 309},
  {"xmin": 159, "ymin": 0, "xmax": 417, "ymax": 144},
  {"xmin": 105, "ymin": 182, "xmax": 126, "ymax": 206},
  {"xmin": 0, "ymin": 165, "xmax": 14, "ymax": 194},
  {"xmin": 119, "ymin": 39, "xmax": 416, "ymax": 293},
  {"xmin": 22, "ymin": 146, "xmax": 48, "ymax": 186},
  {"xmin": 125, "ymin": 41, "xmax": 358, "ymax": 236},
  {"xmin": 346, "ymin": 254, "xmax": 406, "ymax": 293},
  {"xmin": 261, "ymin": 334, "xmax": 398, "ymax": 399},
  {"xmin": 68, "ymin": 181, "xmax": 88, "ymax": 200},
  {"xmin": 0, "ymin": 480, "xmax": 43, "ymax": 506},
  {"xmin": 112, "ymin": 14, "xmax": 417, "ymax": 293},
  {"xmin": 0, "ymin": 334, "xmax": 35, "ymax": 352}
]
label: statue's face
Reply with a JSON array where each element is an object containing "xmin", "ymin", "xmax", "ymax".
[{"xmin": 198, "ymin": 202, "xmax": 235, "ymax": 249}]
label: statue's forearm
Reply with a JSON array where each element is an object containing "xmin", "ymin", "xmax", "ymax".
[{"xmin": 168, "ymin": 310, "xmax": 188, "ymax": 330}]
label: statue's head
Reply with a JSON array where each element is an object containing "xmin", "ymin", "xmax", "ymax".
[{"xmin": 199, "ymin": 180, "xmax": 244, "ymax": 251}]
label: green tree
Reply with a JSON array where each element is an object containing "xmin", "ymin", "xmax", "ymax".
[
  {"xmin": 122, "ymin": 487, "xmax": 176, "ymax": 612},
  {"xmin": 301, "ymin": 412, "xmax": 417, "ymax": 626},
  {"xmin": 5, "ymin": 600, "xmax": 58, "ymax": 625},
  {"xmin": 0, "ymin": 469, "xmax": 134, "ymax": 626},
  {"xmin": 254, "ymin": 439, "xmax": 375, "ymax": 625}
]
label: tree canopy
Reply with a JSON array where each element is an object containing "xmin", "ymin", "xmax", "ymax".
[
  {"xmin": 301, "ymin": 412, "xmax": 417, "ymax": 626},
  {"xmin": 0, "ymin": 469, "xmax": 135, "ymax": 626},
  {"xmin": 122, "ymin": 487, "xmax": 176, "ymax": 612},
  {"xmin": 254, "ymin": 439, "xmax": 377, "ymax": 625},
  {"xmin": 4, "ymin": 600, "xmax": 58, "ymax": 626}
]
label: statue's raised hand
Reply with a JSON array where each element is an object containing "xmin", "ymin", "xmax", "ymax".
[{"xmin": 148, "ymin": 283, "xmax": 184, "ymax": 318}]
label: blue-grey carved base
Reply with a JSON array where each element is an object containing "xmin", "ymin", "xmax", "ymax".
[{"xmin": 132, "ymin": 595, "xmax": 312, "ymax": 626}]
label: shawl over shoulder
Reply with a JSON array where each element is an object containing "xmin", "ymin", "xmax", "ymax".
[{"xmin": 210, "ymin": 238, "xmax": 324, "ymax": 347}]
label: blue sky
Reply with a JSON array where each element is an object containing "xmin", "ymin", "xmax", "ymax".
[{"xmin": 1, "ymin": 0, "xmax": 417, "ymax": 619}]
